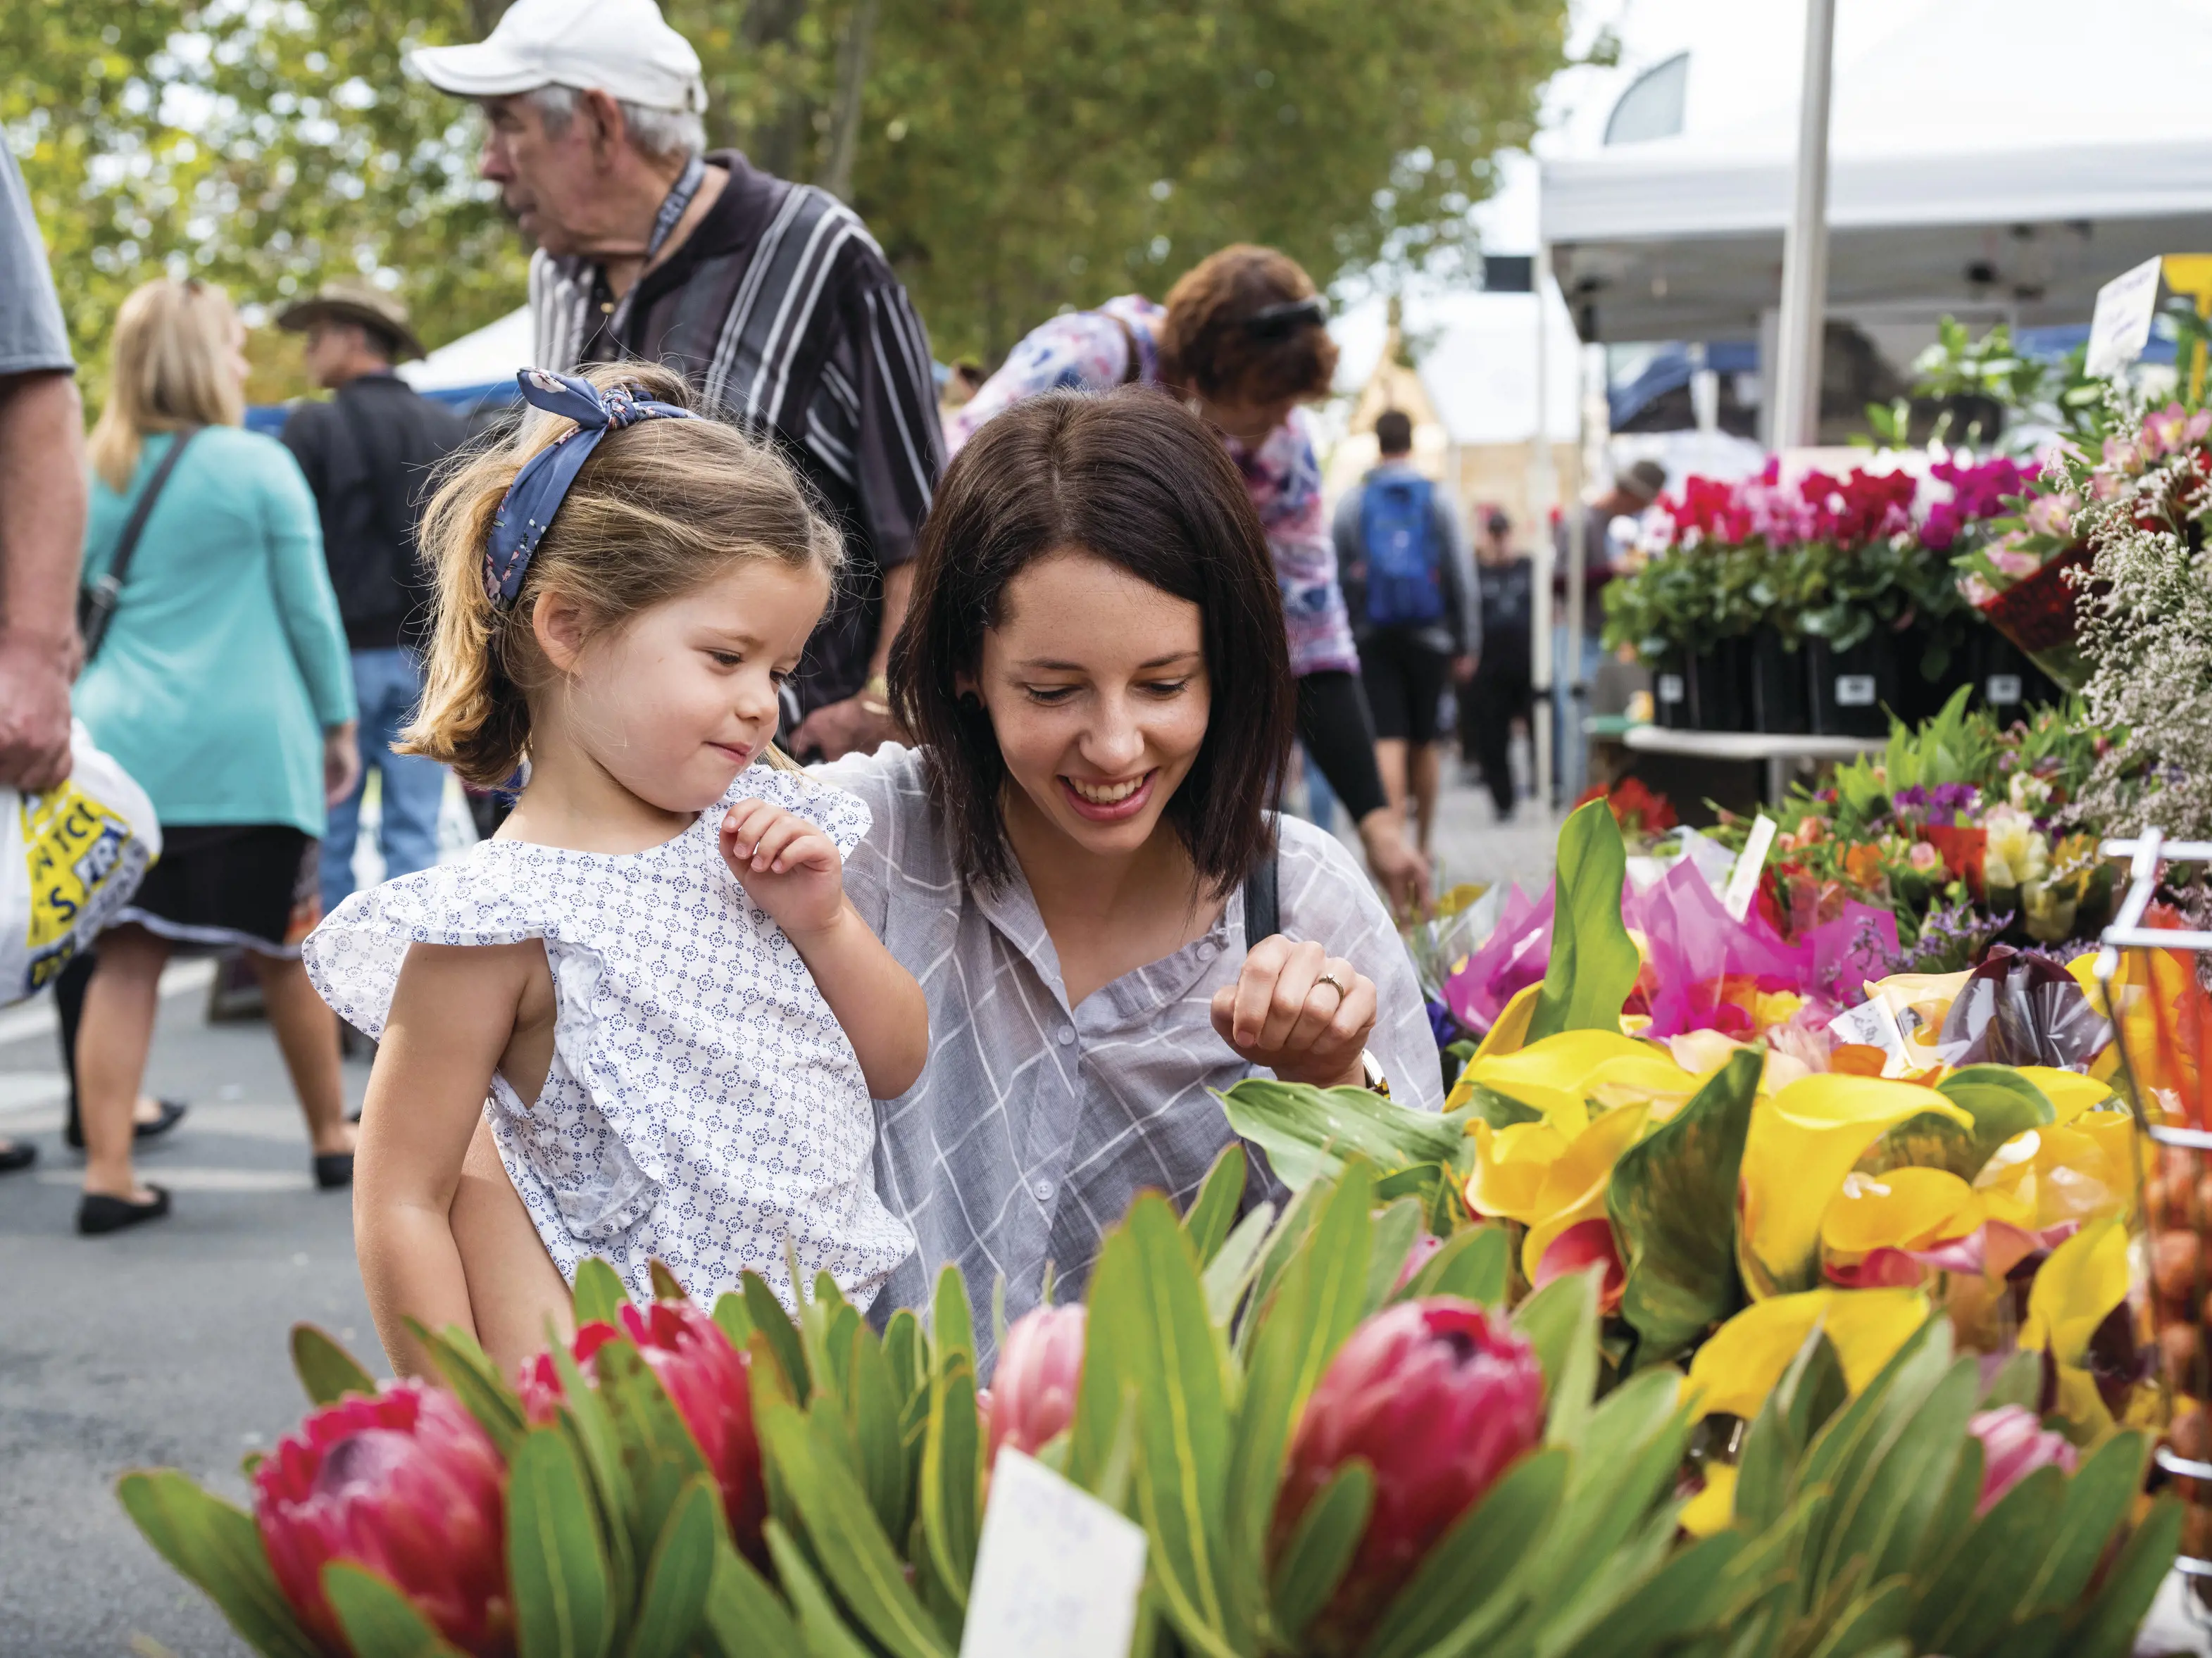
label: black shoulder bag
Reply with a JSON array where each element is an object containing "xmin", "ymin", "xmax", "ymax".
[{"xmin": 78, "ymin": 427, "xmax": 199, "ymax": 663}]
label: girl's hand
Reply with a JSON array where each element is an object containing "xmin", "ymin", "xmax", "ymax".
[
  {"xmin": 1210, "ymin": 935, "xmax": 1377, "ymax": 1088},
  {"xmin": 721, "ymin": 799, "xmax": 844, "ymax": 937},
  {"xmin": 324, "ymin": 721, "xmax": 362, "ymax": 808}
]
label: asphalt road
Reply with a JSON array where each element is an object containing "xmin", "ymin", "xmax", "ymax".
[{"xmin": 0, "ymin": 774, "xmax": 1561, "ymax": 1657}]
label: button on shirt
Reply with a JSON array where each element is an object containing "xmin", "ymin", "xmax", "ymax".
[{"xmin": 816, "ymin": 745, "xmax": 1441, "ymax": 1369}]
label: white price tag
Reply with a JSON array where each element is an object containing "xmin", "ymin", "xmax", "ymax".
[
  {"xmin": 2086, "ymin": 255, "xmax": 2163, "ymax": 379},
  {"xmin": 1656, "ymin": 672, "xmax": 1685, "ymax": 705},
  {"xmin": 1828, "ymin": 997, "xmax": 1912, "ymax": 1071},
  {"xmin": 960, "ymin": 1449, "xmax": 1149, "ymax": 1658},
  {"xmin": 1985, "ymin": 673, "xmax": 2023, "ymax": 707},
  {"xmin": 1834, "ymin": 674, "xmax": 1877, "ymax": 708},
  {"xmin": 1722, "ymin": 815, "xmax": 1777, "ymax": 922}
]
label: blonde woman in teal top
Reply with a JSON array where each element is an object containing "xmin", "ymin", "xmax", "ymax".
[{"xmin": 68, "ymin": 278, "xmax": 362, "ymax": 1237}]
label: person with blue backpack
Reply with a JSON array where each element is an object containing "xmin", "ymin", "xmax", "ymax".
[{"xmin": 1333, "ymin": 409, "xmax": 1476, "ymax": 856}]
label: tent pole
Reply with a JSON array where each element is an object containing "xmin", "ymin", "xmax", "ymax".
[
  {"xmin": 1531, "ymin": 249, "xmax": 1557, "ymax": 815},
  {"xmin": 1772, "ymin": 0, "xmax": 1837, "ymax": 451}
]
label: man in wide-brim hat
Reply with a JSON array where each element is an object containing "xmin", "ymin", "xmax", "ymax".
[
  {"xmin": 275, "ymin": 277, "xmax": 427, "ymax": 365},
  {"xmin": 274, "ymin": 277, "xmax": 464, "ymax": 922}
]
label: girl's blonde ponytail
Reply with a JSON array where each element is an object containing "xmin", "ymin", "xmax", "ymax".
[{"xmin": 398, "ymin": 361, "xmax": 842, "ymax": 787}]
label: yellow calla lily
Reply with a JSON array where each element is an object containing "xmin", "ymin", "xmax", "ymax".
[
  {"xmin": 1739, "ymin": 1075, "xmax": 1973, "ymax": 1298},
  {"xmin": 1473, "ymin": 982, "xmax": 1542, "ymax": 1062},
  {"xmin": 1465, "ymin": 1120, "xmax": 1566, "ymax": 1224},
  {"xmin": 1685, "ymin": 1288, "xmax": 1928, "ymax": 1420},
  {"xmin": 2012, "ymin": 1066, "xmax": 2114, "ymax": 1124},
  {"xmin": 1520, "ymin": 1100, "xmax": 1654, "ymax": 1282},
  {"xmin": 1665, "ymin": 1029, "xmax": 1811, "ymax": 1095},
  {"xmin": 1974, "ymin": 1114, "xmax": 2137, "ymax": 1231},
  {"xmin": 1462, "ymin": 1029, "xmax": 1697, "ymax": 1133},
  {"xmin": 1679, "ymin": 1463, "xmax": 1738, "ymax": 1539},
  {"xmin": 2020, "ymin": 1215, "xmax": 2129, "ymax": 1367},
  {"xmin": 1820, "ymin": 1167, "xmax": 1985, "ymax": 1256}
]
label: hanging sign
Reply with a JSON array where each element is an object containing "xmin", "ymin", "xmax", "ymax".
[{"xmin": 2085, "ymin": 257, "xmax": 2163, "ymax": 380}]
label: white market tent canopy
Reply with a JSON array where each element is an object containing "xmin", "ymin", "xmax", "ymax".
[
  {"xmin": 397, "ymin": 305, "xmax": 534, "ymax": 398},
  {"xmin": 1539, "ymin": 0, "xmax": 2212, "ymax": 342}
]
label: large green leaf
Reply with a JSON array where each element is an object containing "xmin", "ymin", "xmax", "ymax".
[
  {"xmin": 842, "ymin": 1320, "xmax": 911, "ymax": 1543},
  {"xmin": 1865, "ymin": 1066, "xmax": 2056, "ymax": 1180},
  {"xmin": 1607, "ymin": 1049, "xmax": 1760, "ymax": 1364},
  {"xmin": 742, "ymin": 1271, "xmax": 811, "ymax": 1405},
  {"xmin": 1201, "ymin": 1204, "xmax": 1278, "ymax": 1329},
  {"xmin": 1833, "ymin": 1357, "xmax": 1977, "ymax": 1590},
  {"xmin": 407, "ymin": 1321, "xmax": 528, "ymax": 1462},
  {"xmin": 1906, "ymin": 1464, "xmax": 2068, "ymax": 1655},
  {"xmin": 322, "ymin": 1563, "xmax": 468, "ymax": 1658},
  {"xmin": 2063, "ymin": 1497, "xmax": 2184, "ymax": 1658},
  {"xmin": 506, "ymin": 1428, "xmax": 616, "ymax": 1658},
  {"xmin": 289, "ymin": 1323, "xmax": 377, "ymax": 1407},
  {"xmin": 624, "ymin": 1475, "xmax": 718, "ymax": 1658},
  {"xmin": 1266, "ymin": 1461, "xmax": 1370, "ymax": 1645},
  {"xmin": 1732, "ymin": 1331, "xmax": 1849, "ymax": 1533},
  {"xmin": 1525, "ymin": 799, "xmax": 1639, "ymax": 1043},
  {"xmin": 1375, "ymin": 1162, "xmax": 1468, "ymax": 1238},
  {"xmin": 1217, "ymin": 1079, "xmax": 1467, "ymax": 1191},
  {"xmin": 699, "ymin": 1540, "xmax": 807, "ymax": 1658},
  {"xmin": 932, "ymin": 1265, "xmax": 975, "ymax": 1374},
  {"xmin": 1511, "ymin": 1266, "xmax": 1602, "ymax": 1447},
  {"xmin": 115, "ymin": 1470, "xmax": 321, "ymax": 1658},
  {"xmin": 2023, "ymin": 1432, "xmax": 2149, "ymax": 1614},
  {"xmin": 763, "ymin": 1522, "xmax": 875, "ymax": 1658},
  {"xmin": 1223, "ymin": 1164, "xmax": 1375, "ymax": 1642},
  {"xmin": 1360, "ymin": 1198, "xmax": 1424, "ymax": 1317},
  {"xmin": 1396, "ymin": 1224, "xmax": 1510, "ymax": 1307},
  {"xmin": 573, "ymin": 1258, "xmax": 630, "ymax": 1329},
  {"xmin": 1181, "ymin": 1143, "xmax": 1248, "ymax": 1267},
  {"xmin": 594, "ymin": 1338, "xmax": 711, "ymax": 1564},
  {"xmin": 1555, "ymin": 1531, "xmax": 1746, "ymax": 1658},
  {"xmin": 755, "ymin": 1402, "xmax": 954, "ymax": 1658},
  {"xmin": 548, "ymin": 1332, "xmax": 637, "ymax": 1619},
  {"xmin": 709, "ymin": 1290, "xmax": 754, "ymax": 1355},
  {"xmin": 919, "ymin": 1352, "xmax": 983, "ymax": 1609},
  {"xmin": 1104, "ymin": 1195, "xmax": 1242, "ymax": 1656},
  {"xmin": 1362, "ymin": 1446, "xmax": 1568, "ymax": 1658}
]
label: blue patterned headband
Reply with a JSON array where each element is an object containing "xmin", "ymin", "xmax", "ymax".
[{"xmin": 483, "ymin": 368, "xmax": 698, "ymax": 608}]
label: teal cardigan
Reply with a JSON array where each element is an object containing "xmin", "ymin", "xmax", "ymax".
[{"xmin": 75, "ymin": 427, "xmax": 357, "ymax": 839}]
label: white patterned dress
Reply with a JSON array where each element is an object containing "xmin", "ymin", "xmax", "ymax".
[{"xmin": 302, "ymin": 765, "xmax": 915, "ymax": 1310}]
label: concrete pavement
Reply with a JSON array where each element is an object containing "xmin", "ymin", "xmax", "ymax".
[{"xmin": 0, "ymin": 776, "xmax": 1559, "ymax": 1657}]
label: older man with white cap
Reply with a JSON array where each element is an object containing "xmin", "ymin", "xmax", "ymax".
[{"xmin": 411, "ymin": 0, "xmax": 943, "ymax": 758}]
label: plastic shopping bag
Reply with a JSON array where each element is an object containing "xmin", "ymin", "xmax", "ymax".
[{"xmin": 1, "ymin": 722, "xmax": 161, "ymax": 1006}]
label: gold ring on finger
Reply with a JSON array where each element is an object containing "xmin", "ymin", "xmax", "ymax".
[{"xmin": 1313, "ymin": 970, "xmax": 1349, "ymax": 1003}]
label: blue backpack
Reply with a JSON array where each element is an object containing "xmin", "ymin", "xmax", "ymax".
[{"xmin": 1358, "ymin": 474, "xmax": 1445, "ymax": 627}]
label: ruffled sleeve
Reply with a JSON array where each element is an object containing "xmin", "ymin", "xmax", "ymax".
[
  {"xmin": 721, "ymin": 762, "xmax": 873, "ymax": 861},
  {"xmin": 300, "ymin": 858, "xmax": 551, "ymax": 1042}
]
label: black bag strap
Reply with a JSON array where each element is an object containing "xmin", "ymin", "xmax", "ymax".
[
  {"xmin": 1242, "ymin": 813, "xmax": 1280, "ymax": 944},
  {"xmin": 80, "ymin": 427, "xmax": 199, "ymax": 663}
]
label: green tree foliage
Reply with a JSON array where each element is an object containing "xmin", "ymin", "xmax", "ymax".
[{"xmin": 8, "ymin": 0, "xmax": 1568, "ymax": 396}]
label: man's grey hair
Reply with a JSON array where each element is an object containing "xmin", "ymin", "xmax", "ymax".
[{"xmin": 527, "ymin": 84, "xmax": 704, "ymax": 162}]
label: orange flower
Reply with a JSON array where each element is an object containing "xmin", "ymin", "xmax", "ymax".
[{"xmin": 1843, "ymin": 843, "xmax": 1886, "ymax": 891}]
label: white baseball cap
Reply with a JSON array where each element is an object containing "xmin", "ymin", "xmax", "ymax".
[{"xmin": 409, "ymin": 0, "xmax": 708, "ymax": 113}]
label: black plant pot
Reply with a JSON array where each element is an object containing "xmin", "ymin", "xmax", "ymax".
[
  {"xmin": 1752, "ymin": 633, "xmax": 1811, "ymax": 735},
  {"xmin": 1807, "ymin": 635, "xmax": 1901, "ymax": 737},
  {"xmin": 1895, "ymin": 623, "xmax": 1961, "ymax": 726},
  {"xmin": 1652, "ymin": 660, "xmax": 1693, "ymax": 729},
  {"xmin": 1972, "ymin": 628, "xmax": 2063, "ymax": 719},
  {"xmin": 1689, "ymin": 637, "xmax": 1753, "ymax": 733}
]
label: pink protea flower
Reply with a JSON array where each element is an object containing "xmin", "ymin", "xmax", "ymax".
[
  {"xmin": 252, "ymin": 1382, "xmax": 512, "ymax": 1657},
  {"xmin": 520, "ymin": 1300, "xmax": 766, "ymax": 1559},
  {"xmin": 1968, "ymin": 1405, "xmax": 2078, "ymax": 1514},
  {"xmin": 1271, "ymin": 1299, "xmax": 1544, "ymax": 1652},
  {"xmin": 1392, "ymin": 1234, "xmax": 1444, "ymax": 1294},
  {"xmin": 987, "ymin": 1305, "xmax": 1086, "ymax": 1466}
]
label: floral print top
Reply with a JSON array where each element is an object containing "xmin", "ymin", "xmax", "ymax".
[{"xmin": 946, "ymin": 295, "xmax": 1361, "ymax": 678}]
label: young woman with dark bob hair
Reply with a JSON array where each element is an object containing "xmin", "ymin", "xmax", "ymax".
[
  {"xmin": 945, "ymin": 244, "xmax": 1429, "ymax": 915},
  {"xmin": 820, "ymin": 388, "xmax": 1438, "ymax": 1348}
]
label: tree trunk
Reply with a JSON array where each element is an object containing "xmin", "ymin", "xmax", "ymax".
[
  {"xmin": 816, "ymin": 0, "xmax": 880, "ymax": 201},
  {"xmin": 739, "ymin": 0, "xmax": 813, "ymax": 180}
]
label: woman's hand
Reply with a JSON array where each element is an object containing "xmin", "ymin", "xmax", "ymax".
[
  {"xmin": 323, "ymin": 721, "xmax": 362, "ymax": 808},
  {"xmin": 1211, "ymin": 935, "xmax": 1377, "ymax": 1088},
  {"xmin": 721, "ymin": 798, "xmax": 844, "ymax": 937}
]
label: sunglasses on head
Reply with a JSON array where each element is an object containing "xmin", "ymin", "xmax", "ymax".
[{"xmin": 1240, "ymin": 296, "xmax": 1326, "ymax": 340}]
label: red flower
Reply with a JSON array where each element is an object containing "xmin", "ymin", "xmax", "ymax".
[
  {"xmin": 1271, "ymin": 1300, "xmax": 1544, "ymax": 1652},
  {"xmin": 1533, "ymin": 1218, "xmax": 1625, "ymax": 1312},
  {"xmin": 253, "ymin": 1383, "xmax": 511, "ymax": 1657},
  {"xmin": 520, "ymin": 1300, "xmax": 766, "ymax": 1559}
]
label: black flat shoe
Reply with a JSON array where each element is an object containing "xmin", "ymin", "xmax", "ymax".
[
  {"xmin": 135, "ymin": 1098, "xmax": 188, "ymax": 1141},
  {"xmin": 64, "ymin": 1097, "xmax": 189, "ymax": 1150},
  {"xmin": 0, "ymin": 1139, "xmax": 36, "ymax": 1174},
  {"xmin": 313, "ymin": 1153, "xmax": 354, "ymax": 1190},
  {"xmin": 77, "ymin": 1184, "xmax": 170, "ymax": 1236}
]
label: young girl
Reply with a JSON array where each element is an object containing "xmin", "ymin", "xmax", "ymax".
[{"xmin": 303, "ymin": 363, "xmax": 925, "ymax": 1377}]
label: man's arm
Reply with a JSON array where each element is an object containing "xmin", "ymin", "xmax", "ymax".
[
  {"xmin": 0, "ymin": 370, "xmax": 87, "ymax": 790},
  {"xmin": 791, "ymin": 275, "xmax": 943, "ymax": 760}
]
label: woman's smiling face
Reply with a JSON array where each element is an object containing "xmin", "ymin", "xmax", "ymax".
[{"xmin": 971, "ymin": 548, "xmax": 1211, "ymax": 861}]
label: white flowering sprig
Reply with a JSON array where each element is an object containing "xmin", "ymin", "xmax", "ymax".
[{"xmin": 2065, "ymin": 386, "xmax": 2212, "ymax": 836}]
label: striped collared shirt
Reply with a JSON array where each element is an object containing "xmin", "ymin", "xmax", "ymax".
[
  {"xmin": 528, "ymin": 152, "xmax": 944, "ymax": 717},
  {"xmin": 816, "ymin": 746, "xmax": 1442, "ymax": 1368}
]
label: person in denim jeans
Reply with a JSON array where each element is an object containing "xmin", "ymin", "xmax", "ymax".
[{"xmin": 277, "ymin": 280, "xmax": 468, "ymax": 912}]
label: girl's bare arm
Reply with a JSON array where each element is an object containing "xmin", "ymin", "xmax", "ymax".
[{"xmin": 354, "ymin": 939, "xmax": 537, "ymax": 1376}]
